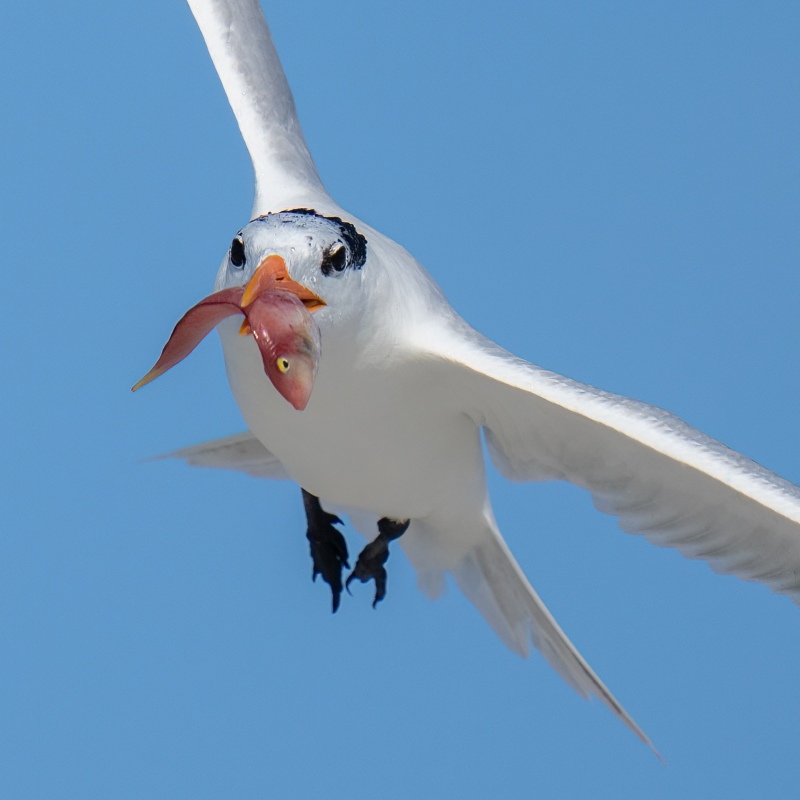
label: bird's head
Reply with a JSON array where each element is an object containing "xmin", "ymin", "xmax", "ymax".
[
  {"xmin": 215, "ymin": 209, "xmax": 368, "ymax": 325},
  {"xmin": 134, "ymin": 210, "xmax": 367, "ymax": 410}
]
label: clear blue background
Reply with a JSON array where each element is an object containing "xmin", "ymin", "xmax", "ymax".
[{"xmin": 2, "ymin": 1, "xmax": 799, "ymax": 797}]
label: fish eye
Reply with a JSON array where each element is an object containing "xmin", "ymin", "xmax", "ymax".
[
  {"xmin": 321, "ymin": 243, "xmax": 347, "ymax": 276},
  {"xmin": 230, "ymin": 237, "xmax": 246, "ymax": 268},
  {"xmin": 276, "ymin": 357, "xmax": 291, "ymax": 373}
]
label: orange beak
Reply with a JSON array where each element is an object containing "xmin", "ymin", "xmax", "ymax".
[{"xmin": 241, "ymin": 254, "xmax": 326, "ymax": 310}]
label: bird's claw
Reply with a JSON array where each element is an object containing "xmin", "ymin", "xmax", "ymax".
[
  {"xmin": 345, "ymin": 518, "xmax": 409, "ymax": 607},
  {"xmin": 307, "ymin": 523, "xmax": 349, "ymax": 612},
  {"xmin": 346, "ymin": 536, "xmax": 392, "ymax": 608},
  {"xmin": 302, "ymin": 492, "xmax": 407, "ymax": 612},
  {"xmin": 304, "ymin": 493, "xmax": 350, "ymax": 612}
]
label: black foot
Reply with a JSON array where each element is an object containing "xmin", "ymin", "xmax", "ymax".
[
  {"xmin": 302, "ymin": 489, "xmax": 349, "ymax": 612},
  {"xmin": 346, "ymin": 517, "xmax": 409, "ymax": 608}
]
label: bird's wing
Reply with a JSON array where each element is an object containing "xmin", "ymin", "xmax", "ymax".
[
  {"xmin": 187, "ymin": 0, "xmax": 332, "ymax": 215},
  {"xmin": 416, "ymin": 320, "xmax": 800, "ymax": 601},
  {"xmin": 155, "ymin": 431, "xmax": 290, "ymax": 480}
]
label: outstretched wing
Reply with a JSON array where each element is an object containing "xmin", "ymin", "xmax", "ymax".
[
  {"xmin": 187, "ymin": 0, "xmax": 331, "ymax": 215},
  {"xmin": 419, "ymin": 320, "xmax": 800, "ymax": 601},
  {"xmin": 156, "ymin": 431, "xmax": 290, "ymax": 480}
]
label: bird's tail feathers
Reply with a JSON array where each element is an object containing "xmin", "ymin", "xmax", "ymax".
[
  {"xmin": 449, "ymin": 507, "xmax": 661, "ymax": 759},
  {"xmin": 324, "ymin": 497, "xmax": 660, "ymax": 758}
]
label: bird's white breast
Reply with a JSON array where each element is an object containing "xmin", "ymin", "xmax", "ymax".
[{"xmin": 218, "ymin": 318, "xmax": 486, "ymax": 522}]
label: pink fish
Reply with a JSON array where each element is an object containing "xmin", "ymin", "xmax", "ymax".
[{"xmin": 132, "ymin": 283, "xmax": 322, "ymax": 411}]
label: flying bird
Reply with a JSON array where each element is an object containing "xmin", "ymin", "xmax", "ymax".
[{"xmin": 136, "ymin": 0, "xmax": 800, "ymax": 754}]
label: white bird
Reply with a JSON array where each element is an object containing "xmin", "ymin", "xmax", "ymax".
[{"xmin": 138, "ymin": 0, "xmax": 800, "ymax": 755}]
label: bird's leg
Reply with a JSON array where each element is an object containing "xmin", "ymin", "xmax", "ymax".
[
  {"xmin": 302, "ymin": 489, "xmax": 349, "ymax": 613},
  {"xmin": 346, "ymin": 517, "xmax": 410, "ymax": 608}
]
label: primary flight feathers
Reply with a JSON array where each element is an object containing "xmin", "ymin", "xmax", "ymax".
[{"xmin": 187, "ymin": 0, "xmax": 330, "ymax": 215}]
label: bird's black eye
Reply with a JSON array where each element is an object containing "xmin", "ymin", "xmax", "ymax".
[
  {"xmin": 230, "ymin": 237, "xmax": 246, "ymax": 268},
  {"xmin": 321, "ymin": 244, "xmax": 347, "ymax": 276}
]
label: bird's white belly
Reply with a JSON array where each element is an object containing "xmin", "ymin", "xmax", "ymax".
[{"xmin": 219, "ymin": 319, "xmax": 485, "ymax": 520}]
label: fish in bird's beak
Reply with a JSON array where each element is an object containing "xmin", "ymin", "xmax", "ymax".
[
  {"xmin": 246, "ymin": 290, "xmax": 322, "ymax": 410},
  {"xmin": 132, "ymin": 255, "xmax": 324, "ymax": 410}
]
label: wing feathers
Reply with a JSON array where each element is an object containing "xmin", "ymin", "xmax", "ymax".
[
  {"xmin": 421, "ymin": 322, "xmax": 800, "ymax": 602},
  {"xmin": 187, "ymin": 0, "xmax": 330, "ymax": 213},
  {"xmin": 155, "ymin": 431, "xmax": 290, "ymax": 480}
]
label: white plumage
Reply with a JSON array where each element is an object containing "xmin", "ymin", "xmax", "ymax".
[{"xmin": 154, "ymin": 0, "xmax": 800, "ymax": 753}]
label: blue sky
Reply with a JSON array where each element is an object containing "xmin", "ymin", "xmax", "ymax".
[{"xmin": 2, "ymin": 1, "xmax": 799, "ymax": 797}]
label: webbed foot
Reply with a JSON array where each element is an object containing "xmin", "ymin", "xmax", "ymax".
[
  {"xmin": 302, "ymin": 489, "xmax": 349, "ymax": 612},
  {"xmin": 346, "ymin": 517, "xmax": 409, "ymax": 607}
]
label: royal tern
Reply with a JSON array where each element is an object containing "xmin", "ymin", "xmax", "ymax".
[{"xmin": 135, "ymin": 0, "xmax": 800, "ymax": 754}]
